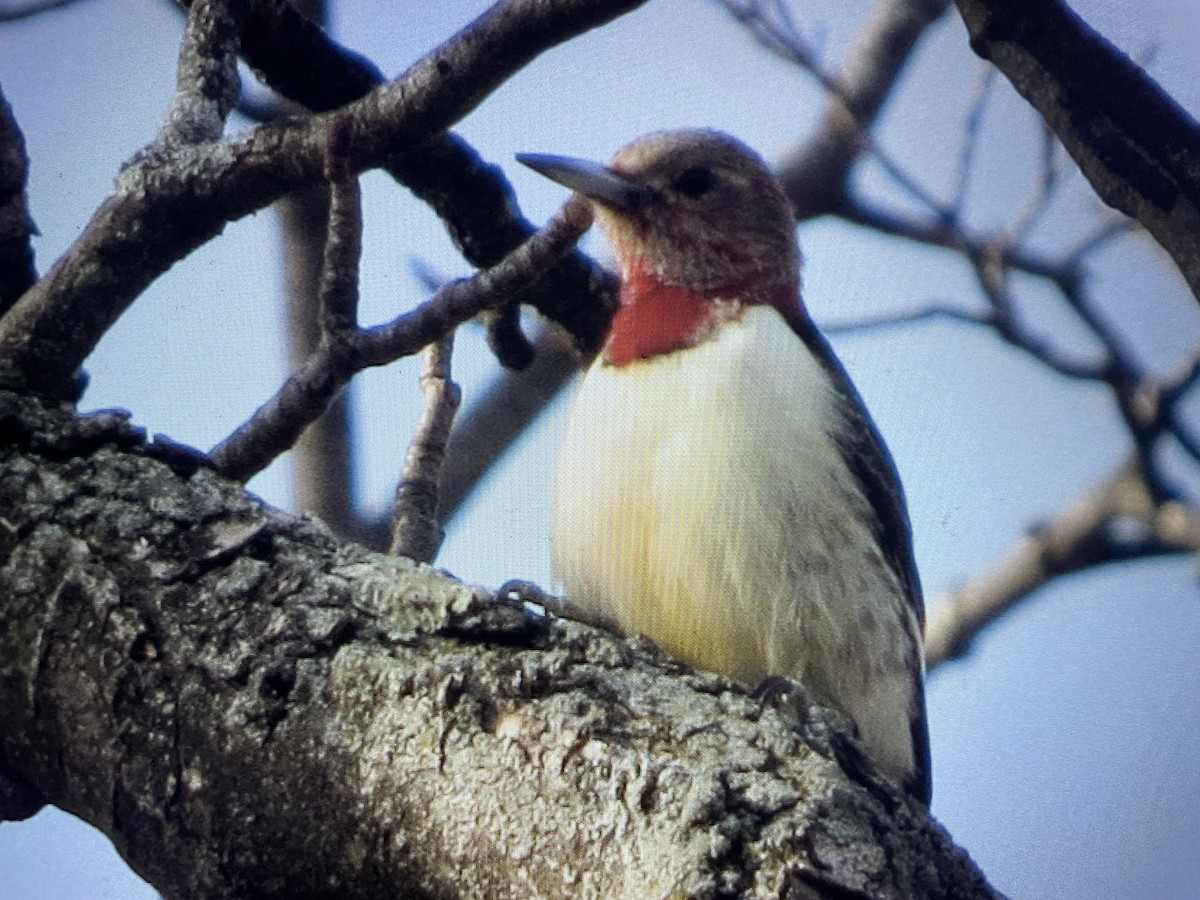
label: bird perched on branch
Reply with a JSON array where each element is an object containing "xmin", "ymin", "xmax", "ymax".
[{"xmin": 519, "ymin": 129, "xmax": 930, "ymax": 804}]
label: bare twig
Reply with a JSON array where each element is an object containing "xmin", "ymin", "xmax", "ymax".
[
  {"xmin": 926, "ymin": 460, "xmax": 1200, "ymax": 668},
  {"xmin": 1004, "ymin": 121, "xmax": 1068, "ymax": 247},
  {"xmin": 965, "ymin": 250, "xmax": 1109, "ymax": 382},
  {"xmin": 278, "ymin": 187, "xmax": 364, "ymax": 537},
  {"xmin": 947, "ymin": 66, "xmax": 995, "ymax": 219},
  {"xmin": 1063, "ymin": 215, "xmax": 1139, "ymax": 267},
  {"xmin": 316, "ymin": 118, "xmax": 360, "ymax": 330},
  {"xmin": 210, "ymin": 197, "xmax": 593, "ymax": 482},
  {"xmin": 0, "ymin": 84, "xmax": 37, "ymax": 316},
  {"xmin": 822, "ymin": 300, "xmax": 990, "ymax": 335},
  {"xmin": 953, "ymin": 0, "xmax": 1200, "ymax": 301},
  {"xmin": 771, "ymin": 0, "xmax": 952, "ymax": 219},
  {"xmin": 0, "ymin": 0, "xmax": 89, "ymax": 21},
  {"xmin": 209, "ymin": 119, "xmax": 365, "ymax": 483},
  {"xmin": 1132, "ymin": 347, "xmax": 1200, "ymax": 467},
  {"xmin": 839, "ymin": 198, "xmax": 1067, "ymax": 282},
  {"xmin": 390, "ymin": 335, "xmax": 461, "ymax": 562},
  {"xmin": 159, "ymin": 0, "xmax": 241, "ymax": 147}
]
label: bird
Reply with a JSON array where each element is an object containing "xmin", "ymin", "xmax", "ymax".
[{"xmin": 517, "ymin": 129, "xmax": 930, "ymax": 804}]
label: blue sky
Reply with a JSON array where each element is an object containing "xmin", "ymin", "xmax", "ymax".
[{"xmin": 1, "ymin": 1, "xmax": 1198, "ymax": 897}]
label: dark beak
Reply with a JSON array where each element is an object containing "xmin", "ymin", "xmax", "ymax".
[{"xmin": 516, "ymin": 152, "xmax": 649, "ymax": 213}]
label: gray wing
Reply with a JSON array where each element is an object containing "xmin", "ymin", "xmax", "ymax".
[{"xmin": 787, "ymin": 309, "xmax": 932, "ymax": 804}]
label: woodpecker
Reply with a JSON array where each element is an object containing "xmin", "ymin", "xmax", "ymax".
[{"xmin": 518, "ymin": 129, "xmax": 930, "ymax": 804}]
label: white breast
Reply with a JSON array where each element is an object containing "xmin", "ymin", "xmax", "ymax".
[{"xmin": 551, "ymin": 304, "xmax": 919, "ymax": 783}]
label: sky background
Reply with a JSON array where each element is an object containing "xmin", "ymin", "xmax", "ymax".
[{"xmin": 2, "ymin": 0, "xmax": 1199, "ymax": 897}]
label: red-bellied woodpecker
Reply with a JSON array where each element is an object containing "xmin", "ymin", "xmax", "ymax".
[{"xmin": 519, "ymin": 129, "xmax": 930, "ymax": 803}]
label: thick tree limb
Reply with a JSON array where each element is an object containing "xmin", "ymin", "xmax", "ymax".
[
  {"xmin": 0, "ymin": 391, "xmax": 999, "ymax": 898},
  {"xmin": 952, "ymin": 0, "xmax": 1200, "ymax": 302},
  {"xmin": 0, "ymin": 0, "xmax": 640, "ymax": 398}
]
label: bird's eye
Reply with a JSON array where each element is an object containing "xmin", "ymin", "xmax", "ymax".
[{"xmin": 672, "ymin": 166, "xmax": 718, "ymax": 198}]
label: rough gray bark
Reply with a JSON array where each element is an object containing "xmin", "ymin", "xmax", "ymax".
[{"xmin": 0, "ymin": 390, "xmax": 997, "ymax": 899}]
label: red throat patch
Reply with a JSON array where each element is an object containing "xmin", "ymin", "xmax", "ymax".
[
  {"xmin": 602, "ymin": 267, "xmax": 802, "ymax": 366},
  {"xmin": 602, "ymin": 270, "xmax": 725, "ymax": 366}
]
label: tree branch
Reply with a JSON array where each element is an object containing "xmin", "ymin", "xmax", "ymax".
[
  {"xmin": 952, "ymin": 0, "xmax": 1200, "ymax": 302},
  {"xmin": 926, "ymin": 459, "xmax": 1200, "ymax": 667},
  {"xmin": 203, "ymin": 0, "xmax": 620, "ymax": 355},
  {"xmin": 0, "ymin": 0, "xmax": 640, "ymax": 398},
  {"xmin": 159, "ymin": 0, "xmax": 241, "ymax": 148},
  {"xmin": 389, "ymin": 335, "xmax": 460, "ymax": 562},
  {"xmin": 771, "ymin": 0, "xmax": 951, "ymax": 220},
  {"xmin": 0, "ymin": 82, "xmax": 37, "ymax": 316},
  {"xmin": 210, "ymin": 197, "xmax": 593, "ymax": 482},
  {"xmin": 0, "ymin": 0, "xmax": 90, "ymax": 21}
]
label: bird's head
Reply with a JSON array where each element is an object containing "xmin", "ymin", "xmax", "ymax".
[{"xmin": 519, "ymin": 130, "xmax": 802, "ymax": 363}]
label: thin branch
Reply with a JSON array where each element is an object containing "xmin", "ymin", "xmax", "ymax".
[
  {"xmin": 1003, "ymin": 121, "xmax": 1068, "ymax": 247},
  {"xmin": 410, "ymin": 243, "xmax": 542, "ymax": 372},
  {"xmin": 159, "ymin": 0, "xmax": 241, "ymax": 147},
  {"xmin": 771, "ymin": 0, "xmax": 952, "ymax": 220},
  {"xmin": 965, "ymin": 249, "xmax": 1110, "ymax": 382},
  {"xmin": 277, "ymin": 185, "xmax": 363, "ymax": 536},
  {"xmin": 947, "ymin": 66, "xmax": 995, "ymax": 219},
  {"xmin": 385, "ymin": 134, "xmax": 618, "ymax": 357},
  {"xmin": 953, "ymin": 0, "xmax": 1200, "ymax": 301},
  {"xmin": 718, "ymin": 0, "xmax": 823, "ymax": 71},
  {"xmin": 208, "ymin": 0, "xmax": 619, "ymax": 351},
  {"xmin": 724, "ymin": 0, "xmax": 952, "ymax": 219},
  {"xmin": 926, "ymin": 460, "xmax": 1200, "ymax": 668},
  {"xmin": 0, "ymin": 83, "xmax": 37, "ymax": 316},
  {"xmin": 353, "ymin": 198, "xmax": 595, "ymax": 367},
  {"xmin": 210, "ymin": 197, "xmax": 593, "ymax": 482},
  {"xmin": 317, "ymin": 118, "xmax": 360, "ymax": 332},
  {"xmin": 1139, "ymin": 347, "xmax": 1200, "ymax": 467},
  {"xmin": 1160, "ymin": 347, "xmax": 1200, "ymax": 408},
  {"xmin": 840, "ymin": 197, "xmax": 1068, "ymax": 283},
  {"xmin": 389, "ymin": 335, "xmax": 461, "ymax": 562},
  {"xmin": 0, "ymin": 0, "xmax": 89, "ymax": 21},
  {"xmin": 821, "ymin": 300, "xmax": 991, "ymax": 335},
  {"xmin": 0, "ymin": 0, "xmax": 640, "ymax": 398},
  {"xmin": 1062, "ymin": 214, "xmax": 1138, "ymax": 268}
]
